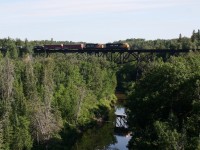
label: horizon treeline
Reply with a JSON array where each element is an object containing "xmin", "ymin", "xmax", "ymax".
[
  {"xmin": 122, "ymin": 29, "xmax": 200, "ymax": 50},
  {"xmin": 0, "ymin": 29, "xmax": 199, "ymax": 56}
]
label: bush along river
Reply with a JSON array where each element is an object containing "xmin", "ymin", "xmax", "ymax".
[{"xmin": 69, "ymin": 92, "xmax": 131, "ymax": 150}]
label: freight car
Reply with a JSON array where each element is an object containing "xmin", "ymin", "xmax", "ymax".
[
  {"xmin": 33, "ymin": 42, "xmax": 130, "ymax": 51},
  {"xmin": 63, "ymin": 44, "xmax": 85, "ymax": 50},
  {"xmin": 37, "ymin": 44, "xmax": 85, "ymax": 50}
]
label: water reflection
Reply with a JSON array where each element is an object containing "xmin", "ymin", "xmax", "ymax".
[
  {"xmin": 115, "ymin": 107, "xmax": 126, "ymax": 116},
  {"xmin": 108, "ymin": 135, "xmax": 131, "ymax": 150},
  {"xmin": 115, "ymin": 107, "xmax": 128, "ymax": 128},
  {"xmin": 72, "ymin": 122, "xmax": 117, "ymax": 150},
  {"xmin": 72, "ymin": 106, "xmax": 131, "ymax": 150}
]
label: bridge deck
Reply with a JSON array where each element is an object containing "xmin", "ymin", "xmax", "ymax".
[{"xmin": 33, "ymin": 48, "xmax": 190, "ymax": 53}]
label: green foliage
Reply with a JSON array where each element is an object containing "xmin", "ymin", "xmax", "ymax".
[
  {"xmin": 0, "ymin": 54, "xmax": 117, "ymax": 149},
  {"xmin": 154, "ymin": 121, "xmax": 185, "ymax": 150},
  {"xmin": 11, "ymin": 116, "xmax": 32, "ymax": 150},
  {"xmin": 127, "ymin": 52, "xmax": 200, "ymax": 149}
]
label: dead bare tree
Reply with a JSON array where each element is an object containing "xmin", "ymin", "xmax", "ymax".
[
  {"xmin": 25, "ymin": 60, "xmax": 63, "ymax": 144},
  {"xmin": 0, "ymin": 57, "xmax": 14, "ymax": 109},
  {"xmin": 75, "ymin": 86, "xmax": 86, "ymax": 124}
]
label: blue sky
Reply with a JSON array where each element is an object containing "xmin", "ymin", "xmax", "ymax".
[{"xmin": 0, "ymin": 0, "xmax": 199, "ymax": 43}]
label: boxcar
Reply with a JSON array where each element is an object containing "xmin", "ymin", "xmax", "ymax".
[{"xmin": 63, "ymin": 44, "xmax": 85, "ymax": 50}]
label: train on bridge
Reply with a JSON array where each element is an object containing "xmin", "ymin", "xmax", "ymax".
[{"xmin": 33, "ymin": 43, "xmax": 130, "ymax": 51}]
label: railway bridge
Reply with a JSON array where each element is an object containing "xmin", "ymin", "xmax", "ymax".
[
  {"xmin": 0, "ymin": 47, "xmax": 193, "ymax": 64},
  {"xmin": 33, "ymin": 48, "xmax": 191, "ymax": 64}
]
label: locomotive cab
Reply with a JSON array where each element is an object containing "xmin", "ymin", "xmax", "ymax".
[{"xmin": 123, "ymin": 43, "xmax": 130, "ymax": 50}]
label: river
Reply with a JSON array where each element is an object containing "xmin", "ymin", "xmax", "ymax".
[{"xmin": 71, "ymin": 92, "xmax": 131, "ymax": 150}]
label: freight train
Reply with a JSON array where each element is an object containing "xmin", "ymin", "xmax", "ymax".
[{"xmin": 33, "ymin": 43, "xmax": 130, "ymax": 50}]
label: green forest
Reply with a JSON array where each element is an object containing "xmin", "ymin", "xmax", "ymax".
[
  {"xmin": 0, "ymin": 53, "xmax": 117, "ymax": 149},
  {"xmin": 124, "ymin": 52, "xmax": 200, "ymax": 149},
  {"xmin": 0, "ymin": 30, "xmax": 200, "ymax": 149}
]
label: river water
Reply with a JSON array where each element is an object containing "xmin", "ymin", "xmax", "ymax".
[
  {"xmin": 108, "ymin": 106, "xmax": 131, "ymax": 150},
  {"xmin": 72, "ymin": 93, "xmax": 131, "ymax": 150}
]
